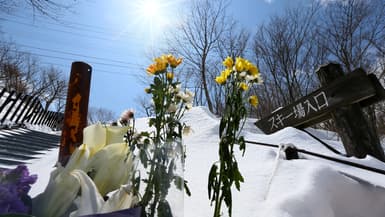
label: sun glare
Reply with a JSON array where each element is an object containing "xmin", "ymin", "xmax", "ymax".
[
  {"xmin": 138, "ymin": 0, "xmax": 163, "ymax": 24},
  {"xmin": 128, "ymin": 0, "xmax": 183, "ymax": 50}
]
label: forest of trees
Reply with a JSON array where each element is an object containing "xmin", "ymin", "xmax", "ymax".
[
  {"xmin": 0, "ymin": 40, "xmax": 68, "ymax": 112},
  {"xmin": 0, "ymin": 0, "xmax": 78, "ymax": 114},
  {"xmin": 0, "ymin": 0, "xmax": 384, "ymax": 133},
  {"xmin": 156, "ymin": 0, "xmax": 385, "ymax": 135}
]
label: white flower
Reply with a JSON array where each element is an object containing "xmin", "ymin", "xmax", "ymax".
[
  {"xmin": 245, "ymin": 75, "xmax": 257, "ymax": 81},
  {"xmin": 167, "ymin": 103, "xmax": 178, "ymax": 113},
  {"xmin": 185, "ymin": 103, "xmax": 193, "ymax": 110},
  {"xmin": 183, "ymin": 125, "xmax": 193, "ymax": 135},
  {"xmin": 177, "ymin": 90, "xmax": 194, "ymax": 103},
  {"xmin": 174, "ymin": 84, "xmax": 181, "ymax": 93},
  {"xmin": 239, "ymin": 71, "xmax": 247, "ymax": 77},
  {"xmin": 184, "ymin": 90, "xmax": 194, "ymax": 103},
  {"xmin": 69, "ymin": 170, "xmax": 105, "ymax": 217},
  {"xmin": 33, "ymin": 124, "xmax": 135, "ymax": 217},
  {"xmin": 32, "ymin": 168, "xmax": 80, "ymax": 217},
  {"xmin": 69, "ymin": 170, "xmax": 139, "ymax": 217},
  {"xmin": 85, "ymin": 143, "xmax": 134, "ymax": 196}
]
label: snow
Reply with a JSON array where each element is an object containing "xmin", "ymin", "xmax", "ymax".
[{"xmin": 22, "ymin": 106, "xmax": 385, "ymax": 217}]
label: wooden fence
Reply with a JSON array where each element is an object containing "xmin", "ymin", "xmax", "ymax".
[{"xmin": 0, "ymin": 88, "xmax": 64, "ymax": 130}]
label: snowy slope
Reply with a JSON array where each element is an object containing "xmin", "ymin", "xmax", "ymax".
[{"xmin": 26, "ymin": 106, "xmax": 385, "ymax": 217}]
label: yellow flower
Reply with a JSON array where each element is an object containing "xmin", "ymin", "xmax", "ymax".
[
  {"xmin": 239, "ymin": 82, "xmax": 248, "ymax": 91},
  {"xmin": 153, "ymin": 56, "xmax": 168, "ymax": 72},
  {"xmin": 166, "ymin": 54, "xmax": 183, "ymax": 68},
  {"xmin": 167, "ymin": 72, "xmax": 174, "ymax": 80},
  {"xmin": 223, "ymin": 68, "xmax": 232, "ymax": 77},
  {"xmin": 243, "ymin": 60, "xmax": 252, "ymax": 72},
  {"xmin": 223, "ymin": 57, "xmax": 233, "ymax": 69},
  {"xmin": 235, "ymin": 57, "xmax": 246, "ymax": 72},
  {"xmin": 249, "ymin": 95, "xmax": 258, "ymax": 107},
  {"xmin": 215, "ymin": 74, "xmax": 227, "ymax": 85},
  {"xmin": 248, "ymin": 64, "xmax": 259, "ymax": 76},
  {"xmin": 146, "ymin": 64, "xmax": 157, "ymax": 75}
]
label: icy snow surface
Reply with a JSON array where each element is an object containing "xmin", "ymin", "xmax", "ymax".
[{"xmin": 25, "ymin": 106, "xmax": 385, "ymax": 217}]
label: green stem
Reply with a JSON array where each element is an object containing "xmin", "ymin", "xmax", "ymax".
[{"xmin": 213, "ymin": 162, "xmax": 223, "ymax": 217}]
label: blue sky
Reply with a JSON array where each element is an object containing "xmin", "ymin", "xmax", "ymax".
[{"xmin": 0, "ymin": 0, "xmax": 303, "ymax": 118}]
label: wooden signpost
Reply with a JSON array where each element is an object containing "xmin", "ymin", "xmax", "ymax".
[
  {"xmin": 58, "ymin": 62, "xmax": 92, "ymax": 166},
  {"xmin": 255, "ymin": 63, "xmax": 385, "ymax": 161}
]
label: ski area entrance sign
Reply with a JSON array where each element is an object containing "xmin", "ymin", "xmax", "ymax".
[{"xmin": 255, "ymin": 63, "xmax": 385, "ymax": 161}]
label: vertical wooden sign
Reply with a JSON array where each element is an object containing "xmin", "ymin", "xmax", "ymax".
[{"xmin": 58, "ymin": 62, "xmax": 92, "ymax": 166}]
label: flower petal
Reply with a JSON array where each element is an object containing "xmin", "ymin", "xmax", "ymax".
[{"xmin": 69, "ymin": 170, "xmax": 105, "ymax": 217}]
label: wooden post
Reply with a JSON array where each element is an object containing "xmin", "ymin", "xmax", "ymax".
[
  {"xmin": 58, "ymin": 62, "xmax": 92, "ymax": 166},
  {"xmin": 317, "ymin": 63, "xmax": 385, "ymax": 161}
]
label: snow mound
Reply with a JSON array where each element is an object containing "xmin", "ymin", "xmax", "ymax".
[
  {"xmin": 261, "ymin": 164, "xmax": 385, "ymax": 217},
  {"xmin": 23, "ymin": 106, "xmax": 385, "ymax": 217}
]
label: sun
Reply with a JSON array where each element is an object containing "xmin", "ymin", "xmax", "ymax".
[
  {"xmin": 125, "ymin": 0, "xmax": 183, "ymax": 50},
  {"xmin": 141, "ymin": 0, "xmax": 161, "ymax": 19},
  {"xmin": 136, "ymin": 0, "xmax": 166, "ymax": 26}
]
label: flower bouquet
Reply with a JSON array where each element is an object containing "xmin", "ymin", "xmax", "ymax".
[
  {"xmin": 0, "ymin": 122, "xmax": 139, "ymax": 217},
  {"xmin": 209, "ymin": 57, "xmax": 261, "ymax": 217},
  {"xmin": 0, "ymin": 54, "xmax": 192, "ymax": 217}
]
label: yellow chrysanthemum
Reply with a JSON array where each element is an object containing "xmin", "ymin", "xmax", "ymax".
[
  {"xmin": 223, "ymin": 68, "xmax": 232, "ymax": 77},
  {"xmin": 154, "ymin": 56, "xmax": 168, "ymax": 71},
  {"xmin": 215, "ymin": 74, "xmax": 227, "ymax": 85},
  {"xmin": 166, "ymin": 54, "xmax": 183, "ymax": 68},
  {"xmin": 167, "ymin": 72, "xmax": 174, "ymax": 80},
  {"xmin": 239, "ymin": 82, "xmax": 248, "ymax": 91},
  {"xmin": 223, "ymin": 57, "xmax": 233, "ymax": 69},
  {"xmin": 249, "ymin": 95, "xmax": 258, "ymax": 107},
  {"xmin": 243, "ymin": 60, "xmax": 252, "ymax": 72},
  {"xmin": 146, "ymin": 64, "xmax": 157, "ymax": 75},
  {"xmin": 235, "ymin": 57, "xmax": 246, "ymax": 72},
  {"xmin": 248, "ymin": 64, "xmax": 259, "ymax": 76}
]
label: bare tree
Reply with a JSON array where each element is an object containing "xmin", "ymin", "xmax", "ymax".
[
  {"xmin": 317, "ymin": 0, "xmax": 385, "ymax": 73},
  {"xmin": 88, "ymin": 107, "xmax": 117, "ymax": 124},
  {"xmin": 165, "ymin": 0, "xmax": 230, "ymax": 114},
  {"xmin": 40, "ymin": 66, "xmax": 67, "ymax": 111},
  {"xmin": 253, "ymin": 3, "xmax": 321, "ymax": 115},
  {"xmin": 0, "ymin": 42, "xmax": 31, "ymax": 94},
  {"xmin": 0, "ymin": 0, "xmax": 75, "ymax": 18},
  {"xmin": 317, "ymin": 0, "xmax": 385, "ymax": 135},
  {"xmin": 0, "ymin": 40, "xmax": 68, "ymax": 112},
  {"xmin": 135, "ymin": 95, "xmax": 154, "ymax": 117}
]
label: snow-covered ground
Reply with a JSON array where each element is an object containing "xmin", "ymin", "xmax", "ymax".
[{"xmin": 26, "ymin": 106, "xmax": 385, "ymax": 217}]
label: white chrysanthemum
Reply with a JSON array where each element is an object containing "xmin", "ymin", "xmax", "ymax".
[
  {"xmin": 167, "ymin": 103, "xmax": 178, "ymax": 113},
  {"xmin": 239, "ymin": 71, "xmax": 247, "ymax": 77}
]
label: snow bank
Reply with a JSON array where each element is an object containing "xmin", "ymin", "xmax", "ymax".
[{"xmin": 25, "ymin": 106, "xmax": 385, "ymax": 217}]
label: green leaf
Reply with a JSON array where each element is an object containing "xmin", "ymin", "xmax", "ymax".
[
  {"xmin": 208, "ymin": 164, "xmax": 218, "ymax": 199},
  {"xmin": 149, "ymin": 118, "xmax": 156, "ymax": 127},
  {"xmin": 219, "ymin": 118, "xmax": 226, "ymax": 137},
  {"xmin": 157, "ymin": 200, "xmax": 173, "ymax": 217},
  {"xmin": 184, "ymin": 180, "xmax": 191, "ymax": 197},
  {"xmin": 168, "ymin": 159, "xmax": 175, "ymax": 177},
  {"xmin": 140, "ymin": 149, "xmax": 148, "ymax": 168},
  {"xmin": 223, "ymin": 187, "xmax": 232, "ymax": 212},
  {"xmin": 174, "ymin": 175, "xmax": 183, "ymax": 190},
  {"xmin": 154, "ymin": 76, "xmax": 162, "ymax": 86},
  {"xmin": 238, "ymin": 136, "xmax": 246, "ymax": 156}
]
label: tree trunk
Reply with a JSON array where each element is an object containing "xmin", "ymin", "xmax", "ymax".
[{"xmin": 317, "ymin": 63, "xmax": 385, "ymax": 162}]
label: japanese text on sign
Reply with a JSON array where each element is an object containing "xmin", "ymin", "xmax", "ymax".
[{"xmin": 268, "ymin": 91, "xmax": 328, "ymax": 131}]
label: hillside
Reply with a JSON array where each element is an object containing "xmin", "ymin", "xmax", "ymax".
[{"xmin": 25, "ymin": 106, "xmax": 385, "ymax": 217}]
